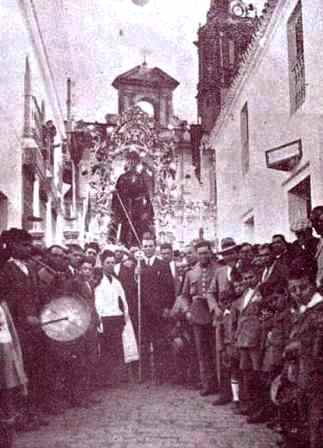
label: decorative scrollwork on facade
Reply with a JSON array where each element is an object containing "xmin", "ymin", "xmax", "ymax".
[{"xmin": 87, "ymin": 106, "xmax": 178, "ymax": 239}]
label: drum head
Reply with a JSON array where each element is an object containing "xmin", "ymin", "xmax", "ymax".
[{"xmin": 40, "ymin": 295, "xmax": 92, "ymax": 342}]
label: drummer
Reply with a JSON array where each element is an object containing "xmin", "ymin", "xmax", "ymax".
[
  {"xmin": 35, "ymin": 245, "xmax": 71, "ymax": 415},
  {"xmin": 62, "ymin": 256, "xmax": 101, "ymax": 407}
]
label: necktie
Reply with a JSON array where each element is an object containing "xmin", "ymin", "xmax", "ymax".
[{"xmin": 106, "ymin": 274, "xmax": 113, "ymax": 283}]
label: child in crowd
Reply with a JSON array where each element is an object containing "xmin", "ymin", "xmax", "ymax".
[
  {"xmin": 282, "ymin": 261, "xmax": 323, "ymax": 448},
  {"xmin": 235, "ymin": 264, "xmax": 264, "ymax": 422},
  {"xmin": 260, "ymin": 282, "xmax": 295, "ymax": 428},
  {"xmin": 229, "ymin": 269, "xmax": 247, "ymax": 414},
  {"xmin": 167, "ymin": 296, "xmax": 200, "ymax": 388}
]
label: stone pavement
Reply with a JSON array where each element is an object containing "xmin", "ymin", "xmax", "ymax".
[{"xmin": 16, "ymin": 384, "xmax": 278, "ymax": 448}]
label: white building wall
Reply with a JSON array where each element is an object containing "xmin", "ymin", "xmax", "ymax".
[
  {"xmin": 211, "ymin": 0, "xmax": 323, "ymax": 244},
  {"xmin": 0, "ymin": 1, "xmax": 65, "ymax": 237}
]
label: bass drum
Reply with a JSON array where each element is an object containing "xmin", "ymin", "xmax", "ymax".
[{"xmin": 40, "ymin": 294, "xmax": 95, "ymax": 358}]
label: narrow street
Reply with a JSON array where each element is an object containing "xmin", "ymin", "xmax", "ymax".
[{"xmin": 16, "ymin": 384, "xmax": 277, "ymax": 448}]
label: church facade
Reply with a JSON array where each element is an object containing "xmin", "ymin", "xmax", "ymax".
[{"xmin": 73, "ymin": 62, "xmax": 217, "ymax": 247}]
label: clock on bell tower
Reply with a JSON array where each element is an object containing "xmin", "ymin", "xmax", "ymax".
[{"xmin": 196, "ymin": 0, "xmax": 257, "ymax": 133}]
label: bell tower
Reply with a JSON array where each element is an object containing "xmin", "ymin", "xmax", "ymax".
[{"xmin": 196, "ymin": 0, "xmax": 256, "ymax": 133}]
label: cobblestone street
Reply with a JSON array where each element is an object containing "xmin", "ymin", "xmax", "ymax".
[{"xmin": 16, "ymin": 384, "xmax": 277, "ymax": 448}]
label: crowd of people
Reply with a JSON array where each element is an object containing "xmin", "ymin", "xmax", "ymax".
[{"xmin": 1, "ymin": 207, "xmax": 323, "ymax": 447}]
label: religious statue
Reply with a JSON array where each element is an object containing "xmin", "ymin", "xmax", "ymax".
[{"xmin": 110, "ymin": 151, "xmax": 154, "ymax": 247}]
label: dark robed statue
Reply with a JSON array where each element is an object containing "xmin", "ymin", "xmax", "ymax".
[{"xmin": 110, "ymin": 151, "xmax": 154, "ymax": 247}]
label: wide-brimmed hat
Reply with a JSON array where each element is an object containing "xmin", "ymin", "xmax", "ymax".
[
  {"xmin": 218, "ymin": 237, "xmax": 238, "ymax": 254},
  {"xmin": 2, "ymin": 228, "xmax": 32, "ymax": 244}
]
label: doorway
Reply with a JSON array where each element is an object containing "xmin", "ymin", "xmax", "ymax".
[{"xmin": 288, "ymin": 175, "xmax": 311, "ymax": 228}]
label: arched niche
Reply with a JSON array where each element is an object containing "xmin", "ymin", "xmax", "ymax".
[{"xmin": 136, "ymin": 99, "xmax": 155, "ymax": 118}]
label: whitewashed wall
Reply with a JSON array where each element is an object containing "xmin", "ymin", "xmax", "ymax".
[{"xmin": 210, "ymin": 0, "xmax": 323, "ymax": 244}]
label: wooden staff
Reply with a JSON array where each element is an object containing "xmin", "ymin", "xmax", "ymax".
[
  {"xmin": 115, "ymin": 190, "xmax": 141, "ymax": 246},
  {"xmin": 115, "ymin": 190, "xmax": 144, "ymax": 381},
  {"xmin": 137, "ymin": 256, "xmax": 143, "ymax": 382}
]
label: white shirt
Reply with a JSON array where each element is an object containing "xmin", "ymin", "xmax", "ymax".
[
  {"xmin": 95, "ymin": 275, "xmax": 128, "ymax": 318},
  {"xmin": 261, "ymin": 261, "xmax": 277, "ymax": 282},
  {"xmin": 299, "ymin": 292, "xmax": 323, "ymax": 314},
  {"xmin": 226, "ymin": 266, "xmax": 232, "ymax": 282},
  {"xmin": 114, "ymin": 263, "xmax": 121, "ymax": 276},
  {"xmin": 68, "ymin": 265, "xmax": 76, "ymax": 276},
  {"xmin": 169, "ymin": 260, "xmax": 176, "ymax": 278},
  {"xmin": 243, "ymin": 288, "xmax": 257, "ymax": 310},
  {"xmin": 10, "ymin": 258, "xmax": 29, "ymax": 276},
  {"xmin": 145, "ymin": 255, "xmax": 156, "ymax": 266},
  {"xmin": 0, "ymin": 304, "xmax": 12, "ymax": 343}
]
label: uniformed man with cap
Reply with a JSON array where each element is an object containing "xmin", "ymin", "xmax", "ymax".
[{"xmin": 181, "ymin": 240, "xmax": 219, "ymax": 396}]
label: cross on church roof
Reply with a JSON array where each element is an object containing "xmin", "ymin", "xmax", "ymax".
[{"xmin": 141, "ymin": 48, "xmax": 152, "ymax": 66}]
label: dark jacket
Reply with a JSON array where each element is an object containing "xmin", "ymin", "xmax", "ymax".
[
  {"xmin": 286, "ymin": 296, "xmax": 323, "ymax": 394},
  {"xmin": 140, "ymin": 258, "xmax": 176, "ymax": 325},
  {"xmin": 182, "ymin": 261, "xmax": 219, "ymax": 325},
  {"xmin": 235, "ymin": 289, "xmax": 263, "ymax": 349},
  {"xmin": 0, "ymin": 260, "xmax": 42, "ymax": 356},
  {"xmin": 262, "ymin": 308, "xmax": 294, "ymax": 371},
  {"xmin": 117, "ymin": 263, "xmax": 138, "ymax": 328}
]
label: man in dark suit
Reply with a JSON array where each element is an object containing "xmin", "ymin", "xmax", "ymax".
[
  {"xmin": 258, "ymin": 243, "xmax": 288, "ymax": 289},
  {"xmin": 139, "ymin": 235, "xmax": 176, "ymax": 383},
  {"xmin": 160, "ymin": 243, "xmax": 183, "ymax": 297},
  {"xmin": 271, "ymin": 235, "xmax": 291, "ymax": 280},
  {"xmin": 0, "ymin": 228, "xmax": 46, "ymax": 430},
  {"xmin": 290, "ymin": 219, "xmax": 318, "ymax": 282},
  {"xmin": 72, "ymin": 257, "xmax": 100, "ymax": 405},
  {"xmin": 116, "ymin": 256, "xmax": 138, "ymax": 334}
]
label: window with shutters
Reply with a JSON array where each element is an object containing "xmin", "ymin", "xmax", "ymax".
[
  {"xmin": 288, "ymin": 1, "xmax": 305, "ymax": 113},
  {"xmin": 241, "ymin": 102, "xmax": 249, "ymax": 175}
]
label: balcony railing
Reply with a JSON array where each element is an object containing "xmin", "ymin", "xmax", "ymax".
[{"xmin": 291, "ymin": 54, "xmax": 306, "ymax": 112}]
